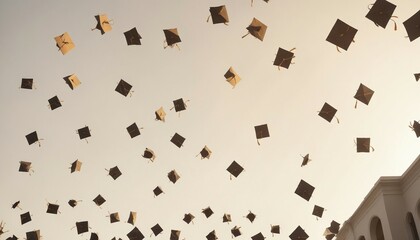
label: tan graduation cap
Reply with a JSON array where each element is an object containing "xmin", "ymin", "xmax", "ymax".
[
  {"xmin": 70, "ymin": 160, "xmax": 82, "ymax": 173},
  {"xmin": 224, "ymin": 67, "xmax": 241, "ymax": 88},
  {"xmin": 92, "ymin": 14, "xmax": 112, "ymax": 34},
  {"xmin": 243, "ymin": 18, "xmax": 267, "ymax": 41},
  {"xmin": 55, "ymin": 32, "xmax": 75, "ymax": 55},
  {"xmin": 155, "ymin": 107, "xmax": 166, "ymax": 122},
  {"xmin": 63, "ymin": 74, "xmax": 81, "ymax": 90},
  {"xmin": 127, "ymin": 211, "xmax": 137, "ymax": 225}
]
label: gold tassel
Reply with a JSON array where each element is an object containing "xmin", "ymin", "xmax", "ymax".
[
  {"xmin": 242, "ymin": 32, "xmax": 250, "ymax": 38},
  {"xmin": 336, "ymin": 45, "xmax": 342, "ymax": 53},
  {"xmin": 206, "ymin": 15, "xmax": 211, "ymax": 23}
]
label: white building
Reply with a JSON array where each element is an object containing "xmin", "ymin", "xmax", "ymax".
[{"xmin": 336, "ymin": 155, "xmax": 420, "ymax": 240}]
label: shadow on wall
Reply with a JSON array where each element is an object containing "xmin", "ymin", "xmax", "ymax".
[{"xmin": 370, "ymin": 216, "xmax": 385, "ymax": 240}]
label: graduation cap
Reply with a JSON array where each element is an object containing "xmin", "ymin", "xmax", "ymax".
[
  {"xmin": 107, "ymin": 166, "xmax": 122, "ymax": 180},
  {"xmin": 127, "ymin": 123, "xmax": 141, "ymax": 138},
  {"xmin": 48, "ymin": 96, "xmax": 62, "ymax": 110},
  {"xmin": 356, "ymin": 138, "xmax": 374, "ymax": 152},
  {"xmin": 124, "ymin": 27, "xmax": 142, "ymax": 45},
  {"xmin": 366, "ymin": 0, "xmax": 397, "ymax": 29},
  {"xmin": 108, "ymin": 212, "xmax": 120, "ymax": 223},
  {"xmin": 255, "ymin": 124, "xmax": 270, "ymax": 145},
  {"xmin": 227, "ymin": 161, "xmax": 244, "ymax": 178},
  {"xmin": 68, "ymin": 199, "xmax": 80, "ymax": 208},
  {"xmin": 354, "ymin": 83, "xmax": 374, "ymax": 108},
  {"xmin": 326, "ymin": 19, "xmax": 358, "ymax": 52},
  {"xmin": 155, "ymin": 107, "xmax": 166, "ymax": 122},
  {"xmin": 127, "ymin": 211, "xmax": 137, "ymax": 225},
  {"xmin": 294, "ymin": 179, "xmax": 315, "ymax": 201},
  {"xmin": 183, "ymin": 213, "xmax": 195, "ymax": 224},
  {"xmin": 289, "ymin": 226, "xmax": 309, "ymax": 240},
  {"xmin": 312, "ymin": 205, "xmax": 325, "ymax": 218},
  {"xmin": 142, "ymin": 148, "xmax": 156, "ymax": 161},
  {"xmin": 410, "ymin": 120, "xmax": 420, "ymax": 137},
  {"xmin": 75, "ymin": 221, "xmax": 89, "ymax": 234},
  {"xmin": 301, "ymin": 154, "xmax": 311, "ymax": 167},
  {"xmin": 243, "ymin": 18, "xmax": 267, "ymax": 41},
  {"xmin": 163, "ymin": 29, "xmax": 181, "ymax": 49},
  {"xmin": 26, "ymin": 131, "xmax": 41, "ymax": 146},
  {"xmin": 92, "ymin": 14, "xmax": 112, "ymax": 34},
  {"xmin": 115, "ymin": 79, "xmax": 133, "ymax": 97},
  {"xmin": 198, "ymin": 146, "xmax": 212, "ymax": 159},
  {"xmin": 12, "ymin": 201, "xmax": 21, "ymax": 209},
  {"xmin": 273, "ymin": 47, "xmax": 295, "ymax": 70},
  {"xmin": 26, "ymin": 230, "xmax": 41, "ymax": 240},
  {"xmin": 90, "ymin": 232, "xmax": 99, "ymax": 240},
  {"xmin": 329, "ymin": 220, "xmax": 340, "ymax": 234},
  {"xmin": 153, "ymin": 186, "xmax": 163, "ymax": 197},
  {"xmin": 208, "ymin": 6, "xmax": 229, "ymax": 24},
  {"xmin": 77, "ymin": 126, "xmax": 91, "ymax": 140},
  {"xmin": 172, "ymin": 98, "xmax": 187, "ymax": 112},
  {"xmin": 271, "ymin": 225, "xmax": 280, "ymax": 236},
  {"xmin": 19, "ymin": 161, "xmax": 32, "ymax": 173},
  {"xmin": 202, "ymin": 207, "xmax": 214, "ymax": 218},
  {"xmin": 245, "ymin": 211, "xmax": 256, "ymax": 223},
  {"xmin": 168, "ymin": 170, "xmax": 180, "ymax": 183},
  {"xmin": 225, "ymin": 67, "xmax": 241, "ymax": 88},
  {"xmin": 21, "ymin": 78, "xmax": 33, "ymax": 89},
  {"xmin": 55, "ymin": 32, "xmax": 75, "ymax": 55},
  {"xmin": 171, "ymin": 133, "xmax": 185, "ymax": 148},
  {"xmin": 206, "ymin": 230, "xmax": 218, "ymax": 240},
  {"xmin": 251, "ymin": 0, "xmax": 269, "ymax": 6},
  {"xmin": 93, "ymin": 194, "xmax": 106, "ymax": 206},
  {"xmin": 70, "ymin": 160, "xmax": 82, "ymax": 173},
  {"xmin": 20, "ymin": 212, "xmax": 32, "ymax": 225},
  {"xmin": 151, "ymin": 224, "xmax": 163, "ymax": 236},
  {"xmin": 403, "ymin": 10, "xmax": 420, "ymax": 41},
  {"xmin": 318, "ymin": 102, "xmax": 338, "ymax": 123},
  {"xmin": 231, "ymin": 226, "xmax": 241, "ymax": 237},
  {"xmin": 63, "ymin": 74, "xmax": 81, "ymax": 90},
  {"xmin": 222, "ymin": 213, "xmax": 232, "ymax": 223},
  {"xmin": 6, "ymin": 235, "xmax": 17, "ymax": 240},
  {"xmin": 251, "ymin": 232, "xmax": 265, "ymax": 240},
  {"xmin": 0, "ymin": 222, "xmax": 6, "ymax": 236},
  {"xmin": 415, "ymin": 73, "xmax": 420, "ymax": 82},
  {"xmin": 46, "ymin": 203, "xmax": 60, "ymax": 214},
  {"xmin": 170, "ymin": 230, "xmax": 181, "ymax": 240},
  {"xmin": 127, "ymin": 227, "xmax": 144, "ymax": 240}
]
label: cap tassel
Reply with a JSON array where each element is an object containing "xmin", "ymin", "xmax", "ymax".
[
  {"xmin": 336, "ymin": 45, "xmax": 342, "ymax": 53},
  {"xmin": 206, "ymin": 15, "xmax": 211, "ymax": 23},
  {"xmin": 335, "ymin": 116, "xmax": 340, "ymax": 124},
  {"xmin": 391, "ymin": 16, "xmax": 398, "ymax": 31},
  {"xmin": 257, "ymin": 139, "xmax": 260, "ymax": 145},
  {"xmin": 242, "ymin": 32, "xmax": 250, "ymax": 39},
  {"xmin": 367, "ymin": 3, "xmax": 373, "ymax": 10},
  {"xmin": 354, "ymin": 100, "xmax": 358, "ymax": 109},
  {"xmin": 163, "ymin": 40, "xmax": 168, "ymax": 49},
  {"xmin": 371, "ymin": 146, "xmax": 375, "ymax": 152}
]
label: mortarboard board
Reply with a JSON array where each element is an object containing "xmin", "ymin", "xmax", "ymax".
[
  {"xmin": 151, "ymin": 224, "xmax": 163, "ymax": 236},
  {"xmin": 93, "ymin": 14, "xmax": 112, "ymax": 35},
  {"xmin": 26, "ymin": 131, "xmax": 40, "ymax": 146},
  {"xmin": 326, "ymin": 19, "xmax": 358, "ymax": 51},
  {"xmin": 153, "ymin": 186, "xmax": 163, "ymax": 196},
  {"xmin": 206, "ymin": 230, "xmax": 218, "ymax": 240},
  {"xmin": 21, "ymin": 78, "xmax": 33, "ymax": 89},
  {"xmin": 155, "ymin": 107, "xmax": 166, "ymax": 122},
  {"xmin": 124, "ymin": 27, "xmax": 142, "ymax": 45},
  {"xmin": 90, "ymin": 232, "xmax": 99, "ymax": 240},
  {"xmin": 168, "ymin": 170, "xmax": 180, "ymax": 183},
  {"xmin": 403, "ymin": 10, "xmax": 420, "ymax": 42},
  {"xmin": 245, "ymin": 211, "xmax": 256, "ymax": 223},
  {"xmin": 127, "ymin": 227, "xmax": 144, "ymax": 240},
  {"xmin": 127, "ymin": 123, "xmax": 141, "ymax": 138},
  {"xmin": 231, "ymin": 226, "xmax": 241, "ymax": 237},
  {"xmin": 273, "ymin": 47, "xmax": 295, "ymax": 70},
  {"xmin": 225, "ymin": 67, "xmax": 241, "ymax": 88},
  {"xmin": 356, "ymin": 138, "xmax": 373, "ymax": 152},
  {"xmin": 170, "ymin": 230, "xmax": 180, "ymax": 240},
  {"xmin": 223, "ymin": 213, "xmax": 232, "ymax": 223},
  {"xmin": 46, "ymin": 203, "xmax": 59, "ymax": 214},
  {"xmin": 243, "ymin": 18, "xmax": 267, "ymax": 41},
  {"xmin": 354, "ymin": 83, "xmax": 374, "ymax": 108},
  {"xmin": 108, "ymin": 166, "xmax": 122, "ymax": 180},
  {"xmin": 366, "ymin": 0, "xmax": 397, "ymax": 29},
  {"xmin": 289, "ymin": 226, "xmax": 309, "ymax": 240},
  {"xmin": 55, "ymin": 32, "xmax": 75, "ymax": 55},
  {"xmin": 209, "ymin": 6, "xmax": 229, "ymax": 24},
  {"xmin": 21, "ymin": 212, "xmax": 32, "ymax": 225},
  {"xmin": 115, "ymin": 79, "xmax": 132, "ymax": 97},
  {"xmin": 255, "ymin": 124, "xmax": 270, "ymax": 145},
  {"xmin": 183, "ymin": 213, "xmax": 195, "ymax": 224},
  {"xmin": 329, "ymin": 220, "xmax": 340, "ymax": 234},
  {"xmin": 318, "ymin": 102, "xmax": 338, "ymax": 123},
  {"xmin": 12, "ymin": 201, "xmax": 21, "ymax": 209},
  {"xmin": 312, "ymin": 205, "xmax": 325, "ymax": 218},
  {"xmin": 171, "ymin": 133, "xmax": 185, "ymax": 148},
  {"xmin": 76, "ymin": 221, "xmax": 89, "ymax": 234},
  {"xmin": 26, "ymin": 230, "xmax": 41, "ymax": 240},
  {"xmin": 70, "ymin": 160, "xmax": 82, "ymax": 173},
  {"xmin": 199, "ymin": 146, "xmax": 212, "ymax": 159},
  {"xmin": 227, "ymin": 161, "xmax": 244, "ymax": 178},
  {"xmin": 68, "ymin": 199, "xmax": 80, "ymax": 207},
  {"xmin": 63, "ymin": 74, "xmax": 81, "ymax": 90},
  {"xmin": 202, "ymin": 207, "xmax": 214, "ymax": 218},
  {"xmin": 93, "ymin": 194, "xmax": 106, "ymax": 206},
  {"xmin": 410, "ymin": 120, "xmax": 420, "ymax": 137},
  {"xmin": 142, "ymin": 148, "xmax": 156, "ymax": 161},
  {"xmin": 163, "ymin": 29, "xmax": 181, "ymax": 48},
  {"xmin": 77, "ymin": 126, "xmax": 91, "ymax": 140},
  {"xmin": 128, "ymin": 211, "xmax": 137, "ymax": 225},
  {"xmin": 172, "ymin": 98, "xmax": 187, "ymax": 112},
  {"xmin": 294, "ymin": 179, "xmax": 315, "ymax": 201},
  {"xmin": 301, "ymin": 154, "xmax": 310, "ymax": 167},
  {"xmin": 251, "ymin": 232, "xmax": 265, "ymax": 240},
  {"xmin": 415, "ymin": 73, "xmax": 420, "ymax": 82},
  {"xmin": 6, "ymin": 235, "xmax": 18, "ymax": 240},
  {"xmin": 271, "ymin": 225, "xmax": 280, "ymax": 235},
  {"xmin": 19, "ymin": 161, "xmax": 32, "ymax": 173},
  {"xmin": 109, "ymin": 212, "xmax": 120, "ymax": 223}
]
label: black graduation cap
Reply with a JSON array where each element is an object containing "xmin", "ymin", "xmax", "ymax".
[
  {"xmin": 356, "ymin": 138, "xmax": 373, "ymax": 152},
  {"xmin": 294, "ymin": 180, "xmax": 315, "ymax": 201},
  {"xmin": 93, "ymin": 194, "xmax": 106, "ymax": 206},
  {"xmin": 128, "ymin": 211, "xmax": 136, "ymax": 225},
  {"xmin": 403, "ymin": 10, "xmax": 420, "ymax": 42},
  {"xmin": 142, "ymin": 148, "xmax": 156, "ymax": 161},
  {"xmin": 227, "ymin": 161, "xmax": 244, "ymax": 178},
  {"xmin": 415, "ymin": 73, "xmax": 420, "ymax": 82},
  {"xmin": 168, "ymin": 170, "xmax": 180, "ymax": 183},
  {"xmin": 68, "ymin": 199, "xmax": 79, "ymax": 208},
  {"xmin": 410, "ymin": 120, "xmax": 420, "ymax": 137},
  {"xmin": 12, "ymin": 201, "xmax": 21, "ymax": 209},
  {"xmin": 172, "ymin": 98, "xmax": 187, "ymax": 112},
  {"xmin": 21, "ymin": 78, "xmax": 33, "ymax": 89},
  {"xmin": 271, "ymin": 225, "xmax": 280, "ymax": 235},
  {"xmin": 26, "ymin": 131, "xmax": 40, "ymax": 146},
  {"xmin": 171, "ymin": 133, "xmax": 185, "ymax": 148},
  {"xmin": 19, "ymin": 161, "xmax": 32, "ymax": 173},
  {"xmin": 115, "ymin": 79, "xmax": 132, "ymax": 97},
  {"xmin": 354, "ymin": 83, "xmax": 374, "ymax": 107},
  {"xmin": 151, "ymin": 224, "xmax": 163, "ymax": 236},
  {"xmin": 6, "ymin": 235, "xmax": 18, "ymax": 240},
  {"xmin": 301, "ymin": 154, "xmax": 310, "ymax": 167},
  {"xmin": 245, "ymin": 211, "xmax": 256, "ymax": 223},
  {"xmin": 313, "ymin": 205, "xmax": 325, "ymax": 218},
  {"xmin": 251, "ymin": 232, "xmax": 265, "ymax": 240},
  {"xmin": 163, "ymin": 29, "xmax": 181, "ymax": 48},
  {"xmin": 46, "ymin": 203, "xmax": 59, "ymax": 214},
  {"xmin": 76, "ymin": 221, "xmax": 89, "ymax": 234},
  {"xmin": 170, "ymin": 230, "xmax": 181, "ymax": 240},
  {"xmin": 202, "ymin": 207, "xmax": 214, "ymax": 218},
  {"xmin": 127, "ymin": 227, "xmax": 144, "ymax": 240},
  {"xmin": 199, "ymin": 145, "xmax": 212, "ymax": 159},
  {"xmin": 153, "ymin": 186, "xmax": 163, "ymax": 196},
  {"xmin": 127, "ymin": 123, "xmax": 141, "ymax": 138},
  {"xmin": 243, "ymin": 18, "xmax": 267, "ymax": 41},
  {"xmin": 222, "ymin": 213, "xmax": 232, "ymax": 223},
  {"xmin": 209, "ymin": 6, "xmax": 229, "ymax": 24},
  {"xmin": 108, "ymin": 166, "xmax": 122, "ymax": 180},
  {"xmin": 124, "ymin": 27, "xmax": 142, "ymax": 45},
  {"xmin": 231, "ymin": 226, "xmax": 241, "ymax": 237},
  {"xmin": 90, "ymin": 232, "xmax": 99, "ymax": 240},
  {"xmin": 366, "ymin": 0, "xmax": 397, "ymax": 29},
  {"xmin": 289, "ymin": 226, "xmax": 309, "ymax": 240},
  {"xmin": 26, "ymin": 230, "xmax": 41, "ymax": 240},
  {"xmin": 273, "ymin": 47, "xmax": 295, "ymax": 69},
  {"xmin": 318, "ymin": 102, "xmax": 338, "ymax": 123},
  {"xmin": 92, "ymin": 14, "xmax": 112, "ymax": 34},
  {"xmin": 328, "ymin": 220, "xmax": 340, "ymax": 234},
  {"xmin": 255, "ymin": 124, "xmax": 270, "ymax": 145},
  {"xmin": 183, "ymin": 213, "xmax": 195, "ymax": 224},
  {"xmin": 20, "ymin": 212, "xmax": 32, "ymax": 225},
  {"xmin": 109, "ymin": 212, "xmax": 120, "ymax": 223},
  {"xmin": 206, "ymin": 230, "xmax": 218, "ymax": 240},
  {"xmin": 77, "ymin": 126, "xmax": 91, "ymax": 140},
  {"xmin": 326, "ymin": 19, "xmax": 358, "ymax": 51},
  {"xmin": 70, "ymin": 160, "xmax": 82, "ymax": 173},
  {"xmin": 48, "ymin": 95, "xmax": 62, "ymax": 110}
]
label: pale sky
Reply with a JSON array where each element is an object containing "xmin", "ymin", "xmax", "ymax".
[{"xmin": 0, "ymin": 0, "xmax": 420, "ymax": 239}]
